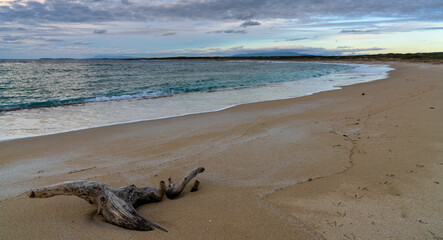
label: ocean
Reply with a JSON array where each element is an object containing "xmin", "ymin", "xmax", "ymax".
[{"xmin": 0, "ymin": 59, "xmax": 392, "ymax": 140}]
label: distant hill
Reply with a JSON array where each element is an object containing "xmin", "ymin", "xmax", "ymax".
[{"xmin": 232, "ymin": 51, "xmax": 306, "ymax": 57}]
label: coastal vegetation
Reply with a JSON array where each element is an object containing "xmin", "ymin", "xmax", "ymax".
[{"xmin": 142, "ymin": 52, "xmax": 443, "ymax": 63}]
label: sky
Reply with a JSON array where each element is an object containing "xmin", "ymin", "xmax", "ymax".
[{"xmin": 0, "ymin": 0, "xmax": 442, "ymax": 59}]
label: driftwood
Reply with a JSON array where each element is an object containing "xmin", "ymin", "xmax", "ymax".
[{"xmin": 28, "ymin": 167, "xmax": 205, "ymax": 232}]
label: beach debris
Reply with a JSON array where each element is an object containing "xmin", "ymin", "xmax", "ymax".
[
  {"xmin": 337, "ymin": 210, "xmax": 346, "ymax": 217},
  {"xmin": 343, "ymin": 233, "xmax": 356, "ymax": 240},
  {"xmin": 190, "ymin": 180, "xmax": 200, "ymax": 192},
  {"xmin": 27, "ymin": 167, "xmax": 205, "ymax": 232},
  {"xmin": 426, "ymin": 229, "xmax": 443, "ymax": 240},
  {"xmin": 67, "ymin": 166, "xmax": 96, "ymax": 174},
  {"xmin": 331, "ymin": 201, "xmax": 343, "ymax": 207},
  {"xmin": 166, "ymin": 168, "xmax": 204, "ymax": 199}
]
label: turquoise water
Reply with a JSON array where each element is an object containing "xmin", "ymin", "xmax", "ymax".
[
  {"xmin": 0, "ymin": 59, "xmax": 353, "ymax": 111},
  {"xmin": 0, "ymin": 60, "xmax": 392, "ymax": 140}
]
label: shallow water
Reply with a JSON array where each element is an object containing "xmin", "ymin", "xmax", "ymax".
[{"xmin": 0, "ymin": 60, "xmax": 392, "ymax": 140}]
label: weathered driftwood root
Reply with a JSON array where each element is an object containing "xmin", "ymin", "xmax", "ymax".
[
  {"xmin": 190, "ymin": 180, "xmax": 200, "ymax": 192},
  {"xmin": 28, "ymin": 167, "xmax": 205, "ymax": 232},
  {"xmin": 166, "ymin": 167, "xmax": 205, "ymax": 199}
]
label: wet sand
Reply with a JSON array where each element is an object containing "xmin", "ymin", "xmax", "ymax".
[{"xmin": 0, "ymin": 62, "xmax": 442, "ymax": 239}]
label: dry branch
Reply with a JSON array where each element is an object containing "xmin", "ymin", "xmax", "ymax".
[
  {"xmin": 28, "ymin": 167, "xmax": 205, "ymax": 232},
  {"xmin": 166, "ymin": 167, "xmax": 205, "ymax": 199}
]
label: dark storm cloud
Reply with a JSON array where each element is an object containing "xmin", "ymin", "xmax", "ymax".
[{"xmin": 1, "ymin": 0, "xmax": 442, "ymax": 24}]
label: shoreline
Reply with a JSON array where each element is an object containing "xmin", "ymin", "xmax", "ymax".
[
  {"xmin": 0, "ymin": 61, "xmax": 391, "ymax": 141},
  {"xmin": 1, "ymin": 61, "xmax": 442, "ymax": 239}
]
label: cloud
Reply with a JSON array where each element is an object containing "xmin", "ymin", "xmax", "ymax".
[
  {"xmin": 162, "ymin": 31, "xmax": 176, "ymax": 36},
  {"xmin": 420, "ymin": 27, "xmax": 443, "ymax": 30},
  {"xmin": 274, "ymin": 37, "xmax": 310, "ymax": 42},
  {"xmin": 0, "ymin": 27, "xmax": 26, "ymax": 31},
  {"xmin": 153, "ymin": 45, "xmax": 386, "ymax": 57},
  {"xmin": 0, "ymin": 1, "xmax": 114, "ymax": 23},
  {"xmin": 0, "ymin": 0, "xmax": 440, "ymax": 59},
  {"xmin": 1, "ymin": 38, "xmax": 24, "ymax": 44},
  {"xmin": 224, "ymin": 29, "xmax": 246, "ymax": 34},
  {"xmin": 1, "ymin": 0, "xmax": 441, "ymax": 24},
  {"xmin": 69, "ymin": 41, "xmax": 93, "ymax": 45},
  {"xmin": 226, "ymin": 45, "xmax": 387, "ymax": 56},
  {"xmin": 0, "ymin": 47, "xmax": 13, "ymax": 52},
  {"xmin": 93, "ymin": 29, "xmax": 107, "ymax": 34},
  {"xmin": 240, "ymin": 20, "xmax": 261, "ymax": 28},
  {"xmin": 340, "ymin": 29, "xmax": 379, "ymax": 34},
  {"xmin": 2, "ymin": 35, "xmax": 22, "ymax": 42},
  {"xmin": 208, "ymin": 29, "xmax": 247, "ymax": 34},
  {"xmin": 287, "ymin": 37, "xmax": 309, "ymax": 41},
  {"xmin": 1, "ymin": 35, "xmax": 64, "ymax": 44},
  {"xmin": 38, "ymin": 37, "xmax": 64, "ymax": 42},
  {"xmin": 343, "ymin": 47, "xmax": 386, "ymax": 52},
  {"xmin": 229, "ymin": 45, "xmax": 245, "ymax": 50}
]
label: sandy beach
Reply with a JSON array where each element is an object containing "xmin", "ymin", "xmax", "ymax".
[{"xmin": 0, "ymin": 62, "xmax": 442, "ymax": 239}]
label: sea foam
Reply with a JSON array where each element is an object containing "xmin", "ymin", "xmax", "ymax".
[{"xmin": 0, "ymin": 61, "xmax": 392, "ymax": 140}]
